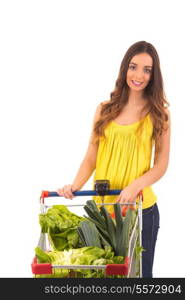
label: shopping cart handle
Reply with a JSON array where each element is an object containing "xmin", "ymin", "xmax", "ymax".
[
  {"xmin": 41, "ymin": 190, "xmax": 143, "ymax": 198},
  {"xmin": 41, "ymin": 190, "xmax": 122, "ymax": 199}
]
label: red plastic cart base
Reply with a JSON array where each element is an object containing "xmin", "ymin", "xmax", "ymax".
[{"xmin": 31, "ymin": 256, "xmax": 130, "ymax": 276}]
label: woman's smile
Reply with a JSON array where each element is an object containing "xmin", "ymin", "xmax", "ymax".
[{"xmin": 131, "ymin": 80, "xmax": 143, "ymax": 87}]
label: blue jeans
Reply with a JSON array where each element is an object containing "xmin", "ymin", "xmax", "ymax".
[{"xmin": 142, "ymin": 203, "xmax": 160, "ymax": 278}]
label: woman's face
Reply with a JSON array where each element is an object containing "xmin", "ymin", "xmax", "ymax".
[{"xmin": 126, "ymin": 53, "xmax": 153, "ymax": 92}]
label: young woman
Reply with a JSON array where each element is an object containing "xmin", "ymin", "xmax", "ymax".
[{"xmin": 57, "ymin": 41, "xmax": 171, "ymax": 278}]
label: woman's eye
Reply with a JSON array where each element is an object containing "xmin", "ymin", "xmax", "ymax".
[
  {"xmin": 145, "ymin": 69, "xmax": 151, "ymax": 73},
  {"xmin": 129, "ymin": 65, "xmax": 135, "ymax": 70}
]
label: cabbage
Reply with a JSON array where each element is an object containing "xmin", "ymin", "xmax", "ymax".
[{"xmin": 35, "ymin": 246, "xmax": 125, "ymax": 278}]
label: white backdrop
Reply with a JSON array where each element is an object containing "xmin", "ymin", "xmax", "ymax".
[{"xmin": 0, "ymin": 0, "xmax": 184, "ymax": 277}]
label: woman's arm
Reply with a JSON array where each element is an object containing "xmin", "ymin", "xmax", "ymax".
[
  {"xmin": 72, "ymin": 137, "xmax": 98, "ymax": 191},
  {"xmin": 116, "ymin": 108, "xmax": 171, "ymax": 204}
]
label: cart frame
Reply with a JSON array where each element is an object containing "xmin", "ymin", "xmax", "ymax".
[{"xmin": 32, "ymin": 189, "xmax": 143, "ymax": 278}]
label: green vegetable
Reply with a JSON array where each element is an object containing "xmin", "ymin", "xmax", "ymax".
[
  {"xmin": 77, "ymin": 220, "xmax": 102, "ymax": 248},
  {"xmin": 39, "ymin": 205, "xmax": 84, "ymax": 250},
  {"xmin": 100, "ymin": 205, "xmax": 116, "ymax": 252},
  {"xmin": 35, "ymin": 246, "xmax": 125, "ymax": 278},
  {"xmin": 83, "ymin": 200, "xmax": 137, "ymax": 256},
  {"xmin": 121, "ymin": 207, "xmax": 136, "ymax": 256},
  {"xmin": 114, "ymin": 203, "xmax": 125, "ymax": 256}
]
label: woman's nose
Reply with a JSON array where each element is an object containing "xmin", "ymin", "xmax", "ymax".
[{"xmin": 135, "ymin": 72, "xmax": 143, "ymax": 80}]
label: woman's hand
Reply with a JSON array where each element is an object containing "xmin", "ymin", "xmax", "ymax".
[
  {"xmin": 57, "ymin": 184, "xmax": 75, "ymax": 200},
  {"xmin": 115, "ymin": 182, "xmax": 141, "ymax": 207}
]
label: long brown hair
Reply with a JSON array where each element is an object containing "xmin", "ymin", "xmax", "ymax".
[{"xmin": 92, "ymin": 41, "xmax": 170, "ymax": 158}]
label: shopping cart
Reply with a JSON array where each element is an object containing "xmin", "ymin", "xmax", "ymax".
[{"xmin": 32, "ymin": 180, "xmax": 143, "ymax": 278}]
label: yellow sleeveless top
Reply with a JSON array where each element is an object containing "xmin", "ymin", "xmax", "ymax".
[{"xmin": 92, "ymin": 113, "xmax": 157, "ymax": 212}]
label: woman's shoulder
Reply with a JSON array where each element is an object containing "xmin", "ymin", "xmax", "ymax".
[
  {"xmin": 100, "ymin": 100, "xmax": 110, "ymax": 106},
  {"xmin": 164, "ymin": 106, "xmax": 170, "ymax": 118},
  {"xmin": 93, "ymin": 100, "xmax": 110, "ymax": 122},
  {"xmin": 95, "ymin": 100, "xmax": 110, "ymax": 113},
  {"xmin": 164, "ymin": 106, "xmax": 171, "ymax": 127}
]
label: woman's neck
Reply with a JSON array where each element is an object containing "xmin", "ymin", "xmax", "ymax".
[{"xmin": 127, "ymin": 90, "xmax": 146, "ymax": 108}]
